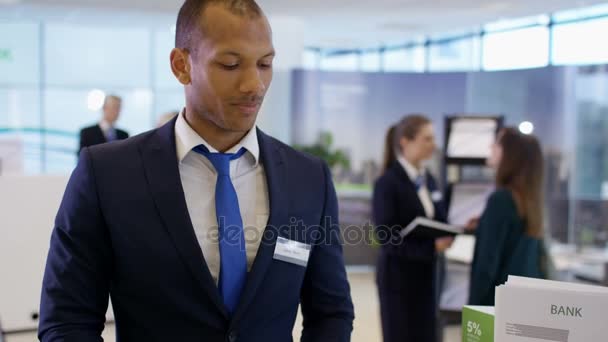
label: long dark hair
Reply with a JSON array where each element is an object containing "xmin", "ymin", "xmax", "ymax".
[
  {"xmin": 382, "ymin": 114, "xmax": 432, "ymax": 172},
  {"xmin": 495, "ymin": 127, "xmax": 544, "ymax": 238},
  {"xmin": 382, "ymin": 125, "xmax": 397, "ymax": 173}
]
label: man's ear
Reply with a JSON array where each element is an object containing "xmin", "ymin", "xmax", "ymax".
[{"xmin": 170, "ymin": 48, "xmax": 192, "ymax": 85}]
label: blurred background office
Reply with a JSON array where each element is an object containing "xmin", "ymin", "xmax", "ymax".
[{"xmin": 3, "ymin": 0, "xmax": 608, "ymax": 341}]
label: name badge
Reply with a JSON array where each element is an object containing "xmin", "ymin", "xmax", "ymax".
[
  {"xmin": 431, "ymin": 191, "xmax": 443, "ymax": 202},
  {"xmin": 273, "ymin": 237, "xmax": 311, "ymax": 267}
]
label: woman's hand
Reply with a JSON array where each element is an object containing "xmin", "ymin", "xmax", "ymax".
[
  {"xmin": 435, "ymin": 236, "xmax": 454, "ymax": 253},
  {"xmin": 464, "ymin": 217, "xmax": 480, "ymax": 232}
]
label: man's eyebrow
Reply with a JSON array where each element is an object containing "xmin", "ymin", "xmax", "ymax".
[
  {"xmin": 217, "ymin": 51, "xmax": 240, "ymax": 57},
  {"xmin": 216, "ymin": 51, "xmax": 275, "ymax": 58}
]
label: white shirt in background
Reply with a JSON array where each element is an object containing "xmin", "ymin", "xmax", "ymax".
[
  {"xmin": 397, "ymin": 156, "xmax": 435, "ymax": 219},
  {"xmin": 98, "ymin": 119, "xmax": 114, "ymax": 136}
]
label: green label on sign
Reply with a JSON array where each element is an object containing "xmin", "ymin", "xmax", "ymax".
[
  {"xmin": 0, "ymin": 49, "xmax": 12, "ymax": 62},
  {"xmin": 462, "ymin": 306, "xmax": 495, "ymax": 342}
]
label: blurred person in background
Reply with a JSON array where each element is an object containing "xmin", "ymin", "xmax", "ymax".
[
  {"xmin": 468, "ymin": 127, "xmax": 547, "ymax": 306},
  {"xmin": 78, "ymin": 94, "xmax": 129, "ymax": 154},
  {"xmin": 373, "ymin": 114, "xmax": 452, "ymax": 342}
]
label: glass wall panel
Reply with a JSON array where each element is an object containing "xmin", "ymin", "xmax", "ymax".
[
  {"xmin": 320, "ymin": 53, "xmax": 359, "ymax": 71},
  {"xmin": 552, "ymin": 18, "xmax": 608, "ymax": 65},
  {"xmin": 0, "ymin": 21, "xmax": 40, "ymax": 86},
  {"xmin": 553, "ymin": 3, "xmax": 608, "ymax": 23},
  {"xmin": 154, "ymin": 28, "xmax": 181, "ymax": 89},
  {"xmin": 571, "ymin": 67, "xmax": 608, "ymax": 247},
  {"xmin": 302, "ymin": 49, "xmax": 320, "ymax": 70},
  {"xmin": 482, "ymin": 26, "xmax": 549, "ymax": 70},
  {"xmin": 45, "ymin": 24, "xmax": 151, "ymax": 87},
  {"xmin": 0, "ymin": 87, "xmax": 42, "ymax": 174},
  {"xmin": 484, "ymin": 15, "xmax": 550, "ymax": 32},
  {"xmin": 360, "ymin": 50, "xmax": 381, "ymax": 72},
  {"xmin": 383, "ymin": 46, "xmax": 425, "ymax": 72},
  {"xmin": 429, "ymin": 36, "xmax": 480, "ymax": 71}
]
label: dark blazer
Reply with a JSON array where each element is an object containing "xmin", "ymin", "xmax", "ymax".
[
  {"xmin": 469, "ymin": 189, "xmax": 544, "ymax": 306},
  {"xmin": 372, "ymin": 161, "xmax": 446, "ymax": 342},
  {"xmin": 373, "ymin": 161, "xmax": 447, "ymax": 260},
  {"xmin": 39, "ymin": 118, "xmax": 354, "ymax": 342},
  {"xmin": 78, "ymin": 124, "xmax": 129, "ymax": 154}
]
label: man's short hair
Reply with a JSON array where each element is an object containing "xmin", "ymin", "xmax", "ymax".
[
  {"xmin": 175, "ymin": 0, "xmax": 263, "ymax": 53},
  {"xmin": 103, "ymin": 94, "xmax": 122, "ymax": 107}
]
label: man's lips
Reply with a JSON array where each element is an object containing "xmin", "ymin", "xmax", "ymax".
[{"xmin": 233, "ymin": 102, "xmax": 261, "ymax": 114}]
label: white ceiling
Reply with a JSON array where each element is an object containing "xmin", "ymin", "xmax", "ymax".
[{"xmin": 1, "ymin": 0, "xmax": 606, "ymax": 48}]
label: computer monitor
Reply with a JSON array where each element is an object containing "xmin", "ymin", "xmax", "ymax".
[{"xmin": 445, "ymin": 116, "xmax": 502, "ymax": 163}]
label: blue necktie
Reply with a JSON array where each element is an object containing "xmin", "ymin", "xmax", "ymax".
[
  {"xmin": 414, "ymin": 174, "xmax": 426, "ymax": 191},
  {"xmin": 193, "ymin": 145, "xmax": 247, "ymax": 314},
  {"xmin": 106, "ymin": 127, "xmax": 117, "ymax": 141}
]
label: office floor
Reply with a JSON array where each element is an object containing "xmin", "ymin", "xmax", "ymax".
[{"xmin": 7, "ymin": 271, "xmax": 460, "ymax": 342}]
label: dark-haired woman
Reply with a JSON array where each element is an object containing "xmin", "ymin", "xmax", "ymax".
[
  {"xmin": 469, "ymin": 127, "xmax": 547, "ymax": 306},
  {"xmin": 372, "ymin": 114, "xmax": 452, "ymax": 342}
]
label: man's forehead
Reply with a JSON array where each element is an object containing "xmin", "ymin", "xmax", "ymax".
[
  {"xmin": 105, "ymin": 98, "xmax": 121, "ymax": 105},
  {"xmin": 200, "ymin": 5, "xmax": 267, "ymax": 29},
  {"xmin": 196, "ymin": 23, "xmax": 273, "ymax": 56},
  {"xmin": 202, "ymin": 2, "xmax": 262, "ymax": 18},
  {"xmin": 197, "ymin": 5, "xmax": 270, "ymax": 37}
]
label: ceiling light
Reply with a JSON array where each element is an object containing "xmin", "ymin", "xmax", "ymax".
[
  {"xmin": 87, "ymin": 89, "xmax": 106, "ymax": 111},
  {"xmin": 519, "ymin": 121, "xmax": 534, "ymax": 135}
]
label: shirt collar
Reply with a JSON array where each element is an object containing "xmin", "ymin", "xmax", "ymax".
[
  {"xmin": 99, "ymin": 120, "xmax": 113, "ymax": 133},
  {"xmin": 175, "ymin": 108, "xmax": 260, "ymax": 165},
  {"xmin": 397, "ymin": 155, "xmax": 424, "ymax": 181}
]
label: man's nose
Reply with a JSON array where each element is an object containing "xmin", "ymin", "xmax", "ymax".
[{"xmin": 239, "ymin": 68, "xmax": 266, "ymax": 95}]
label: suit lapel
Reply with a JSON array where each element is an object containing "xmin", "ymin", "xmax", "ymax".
[
  {"xmin": 94, "ymin": 124, "xmax": 108, "ymax": 143},
  {"xmin": 392, "ymin": 162, "xmax": 426, "ymax": 216},
  {"xmin": 231, "ymin": 129, "xmax": 288, "ymax": 326},
  {"xmin": 138, "ymin": 118, "xmax": 228, "ymax": 319},
  {"xmin": 426, "ymin": 174, "xmax": 446, "ymax": 221}
]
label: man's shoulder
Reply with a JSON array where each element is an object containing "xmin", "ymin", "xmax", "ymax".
[
  {"xmin": 116, "ymin": 127, "xmax": 129, "ymax": 135},
  {"xmin": 86, "ymin": 127, "xmax": 157, "ymax": 160},
  {"xmin": 80, "ymin": 124, "xmax": 100, "ymax": 133}
]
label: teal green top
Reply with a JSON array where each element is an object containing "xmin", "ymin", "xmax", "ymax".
[{"xmin": 469, "ymin": 189, "xmax": 545, "ymax": 306}]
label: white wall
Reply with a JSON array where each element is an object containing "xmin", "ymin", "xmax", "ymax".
[{"xmin": 0, "ymin": 176, "xmax": 68, "ymax": 331}]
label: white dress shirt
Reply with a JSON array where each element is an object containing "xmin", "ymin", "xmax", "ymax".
[
  {"xmin": 98, "ymin": 119, "xmax": 114, "ymax": 137},
  {"xmin": 175, "ymin": 111, "xmax": 269, "ymax": 285},
  {"xmin": 397, "ymin": 156, "xmax": 435, "ymax": 219}
]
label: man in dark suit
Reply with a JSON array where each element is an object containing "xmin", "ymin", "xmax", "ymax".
[
  {"xmin": 78, "ymin": 94, "xmax": 129, "ymax": 154},
  {"xmin": 39, "ymin": 1, "xmax": 354, "ymax": 341}
]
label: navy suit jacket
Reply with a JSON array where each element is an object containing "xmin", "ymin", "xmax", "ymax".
[
  {"xmin": 372, "ymin": 161, "xmax": 447, "ymax": 261},
  {"xmin": 372, "ymin": 161, "xmax": 447, "ymax": 342},
  {"xmin": 39, "ymin": 118, "xmax": 354, "ymax": 341}
]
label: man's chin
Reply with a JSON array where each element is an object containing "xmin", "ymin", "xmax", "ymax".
[{"xmin": 227, "ymin": 114, "xmax": 258, "ymax": 132}]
